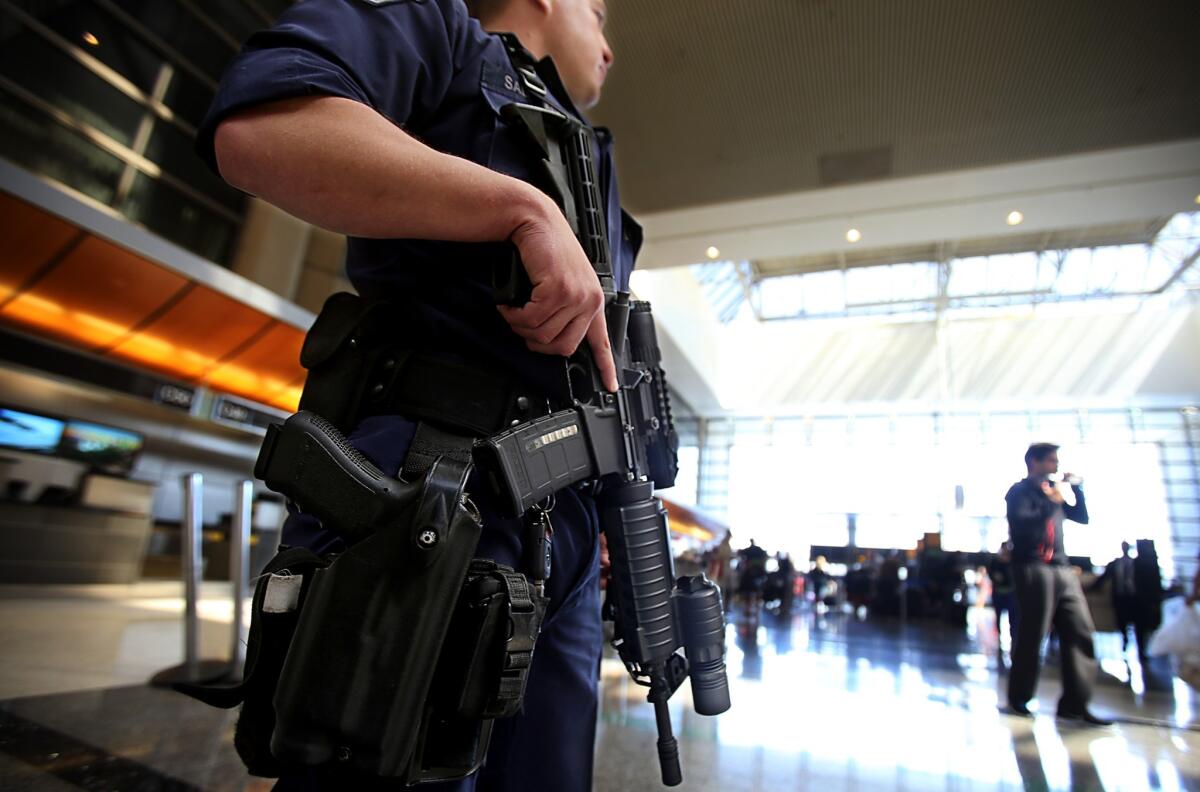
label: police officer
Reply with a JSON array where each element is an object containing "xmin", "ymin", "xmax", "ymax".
[{"xmin": 196, "ymin": 1, "xmax": 633, "ymax": 789}]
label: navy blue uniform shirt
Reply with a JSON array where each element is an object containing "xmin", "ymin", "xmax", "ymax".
[
  {"xmin": 196, "ymin": 0, "xmax": 642, "ymax": 397},
  {"xmin": 196, "ymin": 7, "xmax": 619, "ymax": 789},
  {"xmin": 1005, "ymin": 477, "xmax": 1089, "ymax": 565}
]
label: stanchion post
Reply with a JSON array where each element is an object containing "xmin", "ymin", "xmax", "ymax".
[
  {"xmin": 181, "ymin": 472, "xmax": 203, "ymax": 679},
  {"xmin": 151, "ymin": 472, "xmax": 230, "ymax": 687},
  {"xmin": 230, "ymin": 480, "xmax": 253, "ymax": 674}
]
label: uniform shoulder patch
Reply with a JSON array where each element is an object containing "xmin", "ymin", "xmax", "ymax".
[{"xmin": 481, "ymin": 60, "xmax": 526, "ymax": 100}]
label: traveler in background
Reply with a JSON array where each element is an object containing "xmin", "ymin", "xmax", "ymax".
[
  {"xmin": 1091, "ymin": 542, "xmax": 1140, "ymax": 658},
  {"xmin": 708, "ymin": 531, "xmax": 735, "ymax": 606},
  {"xmin": 1005, "ymin": 442, "xmax": 1111, "ymax": 725},
  {"xmin": 988, "ymin": 542, "xmax": 1018, "ymax": 664},
  {"xmin": 1132, "ymin": 540, "xmax": 1164, "ymax": 660}
]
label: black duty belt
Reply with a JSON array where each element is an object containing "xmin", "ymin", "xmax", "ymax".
[
  {"xmin": 356, "ymin": 349, "xmax": 549, "ymax": 437},
  {"xmin": 298, "ymin": 292, "xmax": 555, "ymax": 440}
]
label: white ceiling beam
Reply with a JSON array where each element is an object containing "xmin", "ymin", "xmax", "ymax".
[
  {"xmin": 629, "ymin": 266, "xmax": 724, "ymax": 413},
  {"xmin": 636, "ymin": 140, "xmax": 1200, "ymax": 270}
]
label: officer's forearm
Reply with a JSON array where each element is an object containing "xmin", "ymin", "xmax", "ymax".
[{"xmin": 213, "ymin": 95, "xmax": 554, "ymax": 242}]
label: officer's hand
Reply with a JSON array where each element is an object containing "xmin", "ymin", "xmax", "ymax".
[
  {"xmin": 1041, "ymin": 481, "xmax": 1065, "ymax": 505},
  {"xmin": 499, "ymin": 203, "xmax": 619, "ymax": 392}
]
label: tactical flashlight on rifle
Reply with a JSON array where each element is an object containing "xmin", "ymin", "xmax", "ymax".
[{"xmin": 476, "ymin": 102, "xmax": 731, "ymax": 787}]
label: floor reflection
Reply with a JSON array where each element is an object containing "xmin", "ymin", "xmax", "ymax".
[
  {"xmin": 596, "ymin": 605, "xmax": 1200, "ymax": 791},
  {"xmin": 735, "ymin": 623, "xmax": 763, "ymax": 681},
  {"xmin": 0, "ymin": 588, "xmax": 1196, "ymax": 791}
]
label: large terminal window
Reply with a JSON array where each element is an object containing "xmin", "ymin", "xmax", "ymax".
[
  {"xmin": 0, "ymin": 0, "xmax": 294, "ymax": 267},
  {"xmin": 719, "ymin": 408, "xmax": 1183, "ymax": 581}
]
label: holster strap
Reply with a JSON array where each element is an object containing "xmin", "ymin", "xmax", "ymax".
[
  {"xmin": 401, "ymin": 422, "xmax": 476, "ymax": 481},
  {"xmin": 469, "ymin": 560, "xmax": 544, "ymax": 719}
]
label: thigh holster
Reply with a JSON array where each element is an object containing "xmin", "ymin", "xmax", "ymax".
[
  {"xmin": 175, "ymin": 292, "xmax": 556, "ymax": 784},
  {"xmin": 179, "ymin": 410, "xmax": 547, "ymax": 785}
]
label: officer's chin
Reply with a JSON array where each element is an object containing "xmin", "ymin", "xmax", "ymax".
[
  {"xmin": 570, "ymin": 76, "xmax": 603, "ymax": 110},
  {"xmin": 576, "ymin": 87, "xmax": 602, "ymax": 110}
]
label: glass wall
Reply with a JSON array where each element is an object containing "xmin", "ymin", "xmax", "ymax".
[
  {"xmin": 0, "ymin": 0, "xmax": 293, "ymax": 265},
  {"xmin": 669, "ymin": 446, "xmax": 700, "ymax": 507},
  {"xmin": 689, "ymin": 406, "xmax": 1199, "ymax": 585}
]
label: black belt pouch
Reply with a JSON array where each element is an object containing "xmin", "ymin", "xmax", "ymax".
[{"xmin": 269, "ymin": 454, "xmax": 482, "ymax": 781}]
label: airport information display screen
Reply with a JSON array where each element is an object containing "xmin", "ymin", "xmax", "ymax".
[
  {"xmin": 56, "ymin": 421, "xmax": 144, "ymax": 475},
  {"xmin": 0, "ymin": 407, "xmax": 144, "ymax": 476},
  {"xmin": 0, "ymin": 408, "xmax": 66, "ymax": 453}
]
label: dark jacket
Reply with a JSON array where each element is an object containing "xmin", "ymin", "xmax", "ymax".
[
  {"xmin": 1093, "ymin": 555, "xmax": 1137, "ymax": 600},
  {"xmin": 1005, "ymin": 477, "xmax": 1088, "ymax": 565}
]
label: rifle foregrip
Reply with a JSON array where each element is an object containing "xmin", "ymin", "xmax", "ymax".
[{"xmin": 600, "ymin": 481, "xmax": 678, "ymax": 665}]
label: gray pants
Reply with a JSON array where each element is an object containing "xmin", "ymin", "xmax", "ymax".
[{"xmin": 1007, "ymin": 563, "xmax": 1098, "ymax": 714}]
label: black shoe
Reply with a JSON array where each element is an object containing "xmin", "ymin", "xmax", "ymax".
[
  {"xmin": 1007, "ymin": 702, "xmax": 1034, "ymax": 717},
  {"xmin": 1057, "ymin": 709, "xmax": 1113, "ymax": 726}
]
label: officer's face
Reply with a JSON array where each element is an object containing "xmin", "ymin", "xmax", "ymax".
[{"xmin": 546, "ymin": 0, "xmax": 614, "ymax": 109}]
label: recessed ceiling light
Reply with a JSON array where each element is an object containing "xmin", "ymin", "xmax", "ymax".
[
  {"xmin": 845, "ymin": 228, "xmax": 861, "ymax": 243},
  {"xmin": 1194, "ymin": 194, "xmax": 1200, "ymax": 206},
  {"xmin": 705, "ymin": 246, "xmax": 720, "ymax": 259},
  {"xmin": 82, "ymin": 31, "xmax": 100, "ymax": 46},
  {"xmin": 1006, "ymin": 210, "xmax": 1024, "ymax": 226}
]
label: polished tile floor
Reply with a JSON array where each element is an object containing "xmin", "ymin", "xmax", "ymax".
[
  {"xmin": 597, "ymin": 608, "xmax": 1199, "ymax": 791},
  {"xmin": 0, "ymin": 583, "xmax": 1197, "ymax": 791}
]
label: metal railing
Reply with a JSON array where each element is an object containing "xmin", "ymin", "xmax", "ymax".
[{"xmin": 151, "ymin": 473, "xmax": 259, "ymax": 686}]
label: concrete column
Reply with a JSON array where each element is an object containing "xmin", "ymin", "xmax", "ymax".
[
  {"xmin": 294, "ymin": 227, "xmax": 351, "ymax": 314},
  {"xmin": 228, "ymin": 198, "xmax": 312, "ymax": 300}
]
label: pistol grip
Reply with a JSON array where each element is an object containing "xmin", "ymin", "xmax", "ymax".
[{"xmin": 493, "ymin": 246, "xmax": 533, "ymax": 307}]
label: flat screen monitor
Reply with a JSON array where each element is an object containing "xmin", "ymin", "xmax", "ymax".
[
  {"xmin": 57, "ymin": 420, "xmax": 144, "ymax": 475},
  {"xmin": 0, "ymin": 408, "xmax": 65, "ymax": 454}
]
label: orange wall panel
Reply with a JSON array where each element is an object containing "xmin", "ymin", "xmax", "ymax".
[
  {"xmin": 2, "ymin": 236, "xmax": 188, "ymax": 349},
  {"xmin": 0, "ymin": 192, "xmax": 81, "ymax": 300},
  {"xmin": 204, "ymin": 321, "xmax": 306, "ymax": 409},
  {"xmin": 1, "ymin": 193, "xmax": 310, "ymax": 414},
  {"xmin": 109, "ymin": 287, "xmax": 275, "ymax": 379}
]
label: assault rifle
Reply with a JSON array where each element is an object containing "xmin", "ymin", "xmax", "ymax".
[{"xmin": 476, "ymin": 103, "xmax": 731, "ymax": 787}]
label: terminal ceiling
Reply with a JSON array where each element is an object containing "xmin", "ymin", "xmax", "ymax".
[
  {"xmin": 585, "ymin": 1, "xmax": 1200, "ymax": 416},
  {"xmin": 592, "ymin": 0, "xmax": 1200, "ymax": 216}
]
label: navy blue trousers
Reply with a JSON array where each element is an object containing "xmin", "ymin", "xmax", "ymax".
[{"xmin": 274, "ymin": 416, "xmax": 603, "ymax": 792}]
